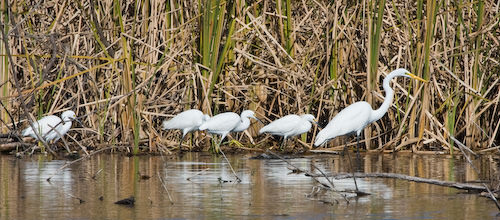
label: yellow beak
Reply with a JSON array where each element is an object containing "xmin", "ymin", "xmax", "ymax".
[{"xmin": 407, "ymin": 72, "xmax": 428, "ymax": 82}]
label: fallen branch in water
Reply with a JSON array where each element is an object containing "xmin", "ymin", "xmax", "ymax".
[
  {"xmin": 265, "ymin": 150, "xmax": 351, "ymax": 202},
  {"xmin": 265, "ymin": 150, "xmax": 331, "ymax": 189},
  {"xmin": 307, "ymin": 172, "xmax": 486, "ymax": 191}
]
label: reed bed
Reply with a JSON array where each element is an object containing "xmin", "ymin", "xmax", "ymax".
[{"xmin": 0, "ymin": 0, "xmax": 499, "ymax": 154}]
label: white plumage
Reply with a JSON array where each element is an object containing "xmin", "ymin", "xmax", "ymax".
[
  {"xmin": 259, "ymin": 114, "xmax": 317, "ymax": 148},
  {"xmin": 22, "ymin": 110, "xmax": 77, "ymax": 143},
  {"xmin": 199, "ymin": 110, "xmax": 258, "ymax": 151},
  {"xmin": 162, "ymin": 109, "xmax": 210, "ymax": 150},
  {"xmin": 314, "ymin": 68, "xmax": 426, "ymax": 151},
  {"xmin": 162, "ymin": 109, "xmax": 210, "ymax": 137}
]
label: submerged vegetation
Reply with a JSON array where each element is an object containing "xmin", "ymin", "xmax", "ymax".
[{"xmin": 0, "ymin": 0, "xmax": 499, "ymax": 154}]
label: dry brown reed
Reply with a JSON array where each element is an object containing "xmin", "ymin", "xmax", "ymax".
[{"xmin": 0, "ymin": 0, "xmax": 499, "ymax": 154}]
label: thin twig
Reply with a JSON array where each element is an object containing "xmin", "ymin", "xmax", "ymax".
[
  {"xmin": 186, "ymin": 168, "xmax": 210, "ymax": 181},
  {"xmin": 219, "ymin": 148, "xmax": 241, "ymax": 183},
  {"xmin": 157, "ymin": 171, "xmax": 174, "ymax": 204},
  {"xmin": 453, "ymin": 137, "xmax": 500, "ymax": 211}
]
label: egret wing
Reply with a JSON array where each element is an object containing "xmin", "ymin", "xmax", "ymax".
[
  {"xmin": 259, "ymin": 115, "xmax": 301, "ymax": 135},
  {"xmin": 23, "ymin": 115, "xmax": 62, "ymax": 140},
  {"xmin": 324, "ymin": 102, "xmax": 372, "ymax": 137},
  {"xmin": 199, "ymin": 112, "xmax": 240, "ymax": 132},
  {"xmin": 163, "ymin": 110, "xmax": 203, "ymax": 130}
]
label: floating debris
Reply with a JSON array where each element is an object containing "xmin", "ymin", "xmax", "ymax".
[{"xmin": 114, "ymin": 196, "xmax": 135, "ymax": 206}]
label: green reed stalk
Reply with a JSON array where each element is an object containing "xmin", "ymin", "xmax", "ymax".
[
  {"xmin": 417, "ymin": 0, "xmax": 438, "ymax": 142},
  {"xmin": 131, "ymin": 0, "xmax": 141, "ymax": 154},
  {"xmin": 473, "ymin": 0, "xmax": 484, "ymax": 88},
  {"xmin": 0, "ymin": 0, "xmax": 8, "ymax": 132},
  {"xmin": 114, "ymin": 0, "xmax": 140, "ymax": 154},
  {"xmin": 199, "ymin": 0, "xmax": 236, "ymax": 110},
  {"xmin": 367, "ymin": 0, "xmax": 385, "ymax": 87},
  {"xmin": 446, "ymin": 0, "xmax": 465, "ymax": 153},
  {"xmin": 215, "ymin": 3, "xmax": 236, "ymax": 80},
  {"xmin": 407, "ymin": 0, "xmax": 425, "ymax": 143},
  {"xmin": 366, "ymin": 0, "xmax": 385, "ymax": 149},
  {"xmin": 284, "ymin": 0, "xmax": 292, "ymax": 54},
  {"xmin": 329, "ymin": 39, "xmax": 338, "ymax": 81},
  {"xmin": 467, "ymin": 0, "xmax": 484, "ymax": 149},
  {"xmin": 277, "ymin": 0, "xmax": 285, "ymax": 49}
]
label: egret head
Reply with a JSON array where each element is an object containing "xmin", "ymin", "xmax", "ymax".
[
  {"xmin": 61, "ymin": 110, "xmax": 83, "ymax": 126},
  {"xmin": 314, "ymin": 134, "xmax": 327, "ymax": 147},
  {"xmin": 391, "ymin": 68, "xmax": 427, "ymax": 82},
  {"xmin": 240, "ymin": 110, "xmax": 255, "ymax": 118},
  {"xmin": 301, "ymin": 114, "xmax": 317, "ymax": 124},
  {"xmin": 241, "ymin": 110, "xmax": 263, "ymax": 123},
  {"xmin": 61, "ymin": 110, "xmax": 77, "ymax": 121}
]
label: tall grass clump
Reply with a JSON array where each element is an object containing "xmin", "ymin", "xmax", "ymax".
[
  {"xmin": 365, "ymin": 0, "xmax": 386, "ymax": 150},
  {"xmin": 199, "ymin": 0, "xmax": 237, "ymax": 112}
]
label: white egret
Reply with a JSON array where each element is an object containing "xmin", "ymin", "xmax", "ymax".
[
  {"xmin": 162, "ymin": 109, "xmax": 210, "ymax": 150},
  {"xmin": 198, "ymin": 110, "xmax": 259, "ymax": 151},
  {"xmin": 314, "ymin": 68, "xmax": 427, "ymax": 154},
  {"xmin": 259, "ymin": 114, "xmax": 317, "ymax": 148},
  {"xmin": 199, "ymin": 110, "xmax": 259, "ymax": 182},
  {"xmin": 22, "ymin": 110, "xmax": 78, "ymax": 143}
]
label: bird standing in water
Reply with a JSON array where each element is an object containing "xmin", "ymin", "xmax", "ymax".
[
  {"xmin": 314, "ymin": 68, "xmax": 427, "ymax": 155},
  {"xmin": 198, "ymin": 109, "xmax": 260, "ymax": 182},
  {"xmin": 259, "ymin": 114, "xmax": 317, "ymax": 149},
  {"xmin": 162, "ymin": 109, "xmax": 210, "ymax": 151},
  {"xmin": 199, "ymin": 110, "xmax": 259, "ymax": 152}
]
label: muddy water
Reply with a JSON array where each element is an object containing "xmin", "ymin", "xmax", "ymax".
[{"xmin": 0, "ymin": 152, "xmax": 498, "ymax": 219}]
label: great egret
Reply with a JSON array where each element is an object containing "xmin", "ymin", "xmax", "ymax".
[
  {"xmin": 161, "ymin": 109, "xmax": 210, "ymax": 150},
  {"xmin": 199, "ymin": 110, "xmax": 259, "ymax": 151},
  {"xmin": 314, "ymin": 68, "xmax": 427, "ymax": 154},
  {"xmin": 259, "ymin": 114, "xmax": 317, "ymax": 148},
  {"xmin": 22, "ymin": 110, "xmax": 78, "ymax": 143}
]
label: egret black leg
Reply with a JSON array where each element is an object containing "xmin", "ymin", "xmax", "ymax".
[
  {"xmin": 190, "ymin": 132, "xmax": 194, "ymax": 150},
  {"xmin": 178, "ymin": 135, "xmax": 186, "ymax": 152},
  {"xmin": 343, "ymin": 139, "xmax": 359, "ymax": 192},
  {"xmin": 216, "ymin": 134, "xmax": 227, "ymax": 153},
  {"xmin": 280, "ymin": 138, "xmax": 286, "ymax": 150},
  {"xmin": 355, "ymin": 135, "xmax": 362, "ymax": 172},
  {"xmin": 355, "ymin": 135, "xmax": 361, "ymax": 159}
]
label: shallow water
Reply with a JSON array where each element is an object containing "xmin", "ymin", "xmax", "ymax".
[{"xmin": 0, "ymin": 152, "xmax": 498, "ymax": 219}]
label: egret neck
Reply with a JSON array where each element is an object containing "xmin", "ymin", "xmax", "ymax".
[{"xmin": 369, "ymin": 71, "xmax": 397, "ymax": 123}]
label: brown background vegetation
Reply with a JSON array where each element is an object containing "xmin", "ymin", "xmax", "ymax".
[{"xmin": 0, "ymin": 0, "xmax": 499, "ymax": 154}]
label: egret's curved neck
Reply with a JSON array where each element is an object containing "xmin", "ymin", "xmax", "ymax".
[
  {"xmin": 233, "ymin": 116, "xmax": 250, "ymax": 131},
  {"xmin": 61, "ymin": 118, "xmax": 72, "ymax": 129},
  {"xmin": 241, "ymin": 117, "xmax": 250, "ymax": 127},
  {"xmin": 370, "ymin": 72, "xmax": 397, "ymax": 123}
]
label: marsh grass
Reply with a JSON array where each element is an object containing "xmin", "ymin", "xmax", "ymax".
[{"xmin": 0, "ymin": 0, "xmax": 498, "ymax": 154}]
